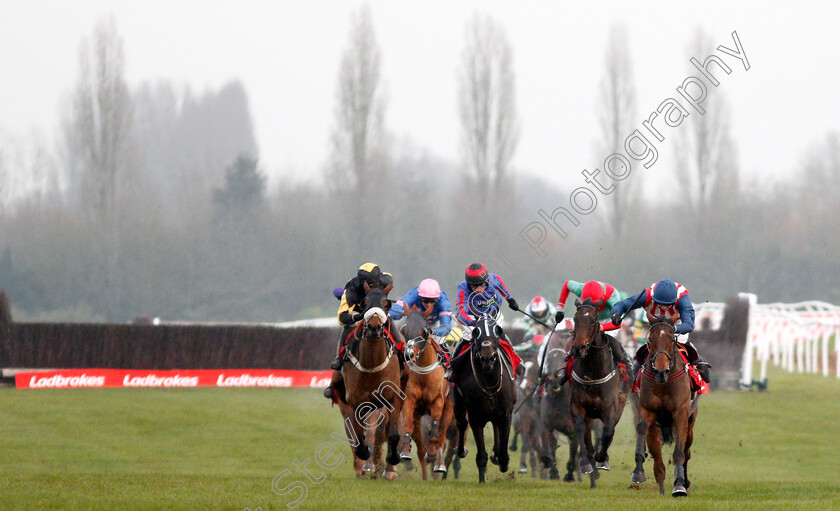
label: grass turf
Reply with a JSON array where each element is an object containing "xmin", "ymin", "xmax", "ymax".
[{"xmin": 1, "ymin": 364, "xmax": 839, "ymax": 510}]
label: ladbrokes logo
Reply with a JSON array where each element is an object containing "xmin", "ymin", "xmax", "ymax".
[
  {"xmin": 122, "ymin": 374, "xmax": 199, "ymax": 387},
  {"xmin": 216, "ymin": 373, "xmax": 293, "ymax": 387},
  {"xmin": 29, "ymin": 374, "xmax": 105, "ymax": 388}
]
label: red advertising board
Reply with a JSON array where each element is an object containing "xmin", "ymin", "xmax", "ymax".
[{"xmin": 16, "ymin": 369, "xmax": 332, "ymax": 389}]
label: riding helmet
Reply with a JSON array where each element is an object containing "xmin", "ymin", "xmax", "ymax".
[
  {"xmin": 418, "ymin": 279, "xmax": 441, "ymax": 299},
  {"xmin": 652, "ymin": 279, "xmax": 678, "ymax": 305},
  {"xmin": 357, "ymin": 263, "xmax": 382, "ymax": 285},
  {"xmin": 582, "ymin": 280, "xmax": 606, "ymax": 304},
  {"xmin": 465, "ymin": 263, "xmax": 489, "ymax": 287}
]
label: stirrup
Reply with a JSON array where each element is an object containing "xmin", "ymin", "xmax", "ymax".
[
  {"xmin": 554, "ymin": 368, "xmax": 568, "ymax": 385},
  {"xmin": 444, "ymin": 367, "xmax": 454, "ymax": 382}
]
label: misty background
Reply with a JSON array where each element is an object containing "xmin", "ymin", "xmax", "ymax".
[{"xmin": 0, "ymin": 3, "xmax": 838, "ymax": 323}]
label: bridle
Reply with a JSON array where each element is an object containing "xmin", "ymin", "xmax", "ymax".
[
  {"xmin": 644, "ymin": 321, "xmax": 685, "ymax": 382},
  {"xmin": 573, "ymin": 303, "xmax": 606, "ymax": 357}
]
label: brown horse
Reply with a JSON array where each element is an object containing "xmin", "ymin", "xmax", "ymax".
[
  {"xmin": 398, "ymin": 308, "xmax": 453, "ymax": 479},
  {"xmin": 569, "ymin": 298, "xmax": 629, "ymax": 488},
  {"xmin": 630, "ymin": 315, "xmax": 700, "ymax": 496},
  {"xmin": 340, "ymin": 287, "xmax": 404, "ymax": 479}
]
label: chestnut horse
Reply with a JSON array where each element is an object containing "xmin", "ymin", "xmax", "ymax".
[
  {"xmin": 340, "ymin": 287, "xmax": 404, "ymax": 479},
  {"xmin": 569, "ymin": 298, "xmax": 629, "ymax": 488},
  {"xmin": 630, "ymin": 315, "xmax": 701, "ymax": 496},
  {"xmin": 398, "ymin": 308, "xmax": 453, "ymax": 479}
]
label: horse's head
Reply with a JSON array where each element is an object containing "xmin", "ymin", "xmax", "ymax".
[
  {"xmin": 472, "ymin": 316, "xmax": 503, "ymax": 370},
  {"xmin": 571, "ymin": 298, "xmax": 603, "ymax": 358},
  {"xmin": 646, "ymin": 315, "xmax": 678, "ymax": 384},
  {"xmin": 402, "ymin": 307, "xmax": 431, "ymax": 360},
  {"xmin": 361, "ymin": 287, "xmax": 391, "ymax": 340}
]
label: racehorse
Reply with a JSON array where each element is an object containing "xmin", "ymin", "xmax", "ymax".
[
  {"xmin": 537, "ymin": 329, "xmax": 579, "ymax": 482},
  {"xmin": 398, "ymin": 308, "xmax": 453, "ymax": 479},
  {"xmin": 510, "ymin": 360, "xmax": 541, "ymax": 477},
  {"xmin": 340, "ymin": 286, "xmax": 404, "ymax": 479},
  {"xmin": 451, "ymin": 315, "xmax": 517, "ymax": 483},
  {"xmin": 569, "ymin": 298, "xmax": 629, "ymax": 488},
  {"xmin": 630, "ymin": 315, "xmax": 701, "ymax": 496}
]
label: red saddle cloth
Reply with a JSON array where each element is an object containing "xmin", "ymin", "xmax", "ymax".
[
  {"xmin": 631, "ymin": 349, "xmax": 709, "ymax": 394},
  {"xmin": 456, "ymin": 339, "xmax": 521, "ymax": 375}
]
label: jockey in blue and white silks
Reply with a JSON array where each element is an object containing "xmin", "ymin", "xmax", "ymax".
[{"xmin": 389, "ymin": 278, "xmax": 453, "ymax": 337}]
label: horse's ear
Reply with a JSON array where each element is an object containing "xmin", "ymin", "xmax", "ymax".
[
  {"xmin": 595, "ymin": 297, "xmax": 604, "ymax": 310},
  {"xmin": 471, "ymin": 326, "xmax": 481, "ymax": 339},
  {"xmin": 494, "ymin": 325, "xmax": 504, "ymax": 339},
  {"xmin": 384, "ymin": 299, "xmax": 393, "ymax": 312},
  {"xmin": 574, "ymin": 298, "xmax": 581, "ymax": 307},
  {"xmin": 363, "ymin": 281, "xmax": 372, "ymax": 294},
  {"xmin": 383, "ymin": 282, "xmax": 393, "ymax": 295}
]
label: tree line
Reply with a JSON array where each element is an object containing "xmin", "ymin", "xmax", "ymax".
[{"xmin": 0, "ymin": 12, "xmax": 836, "ymax": 324}]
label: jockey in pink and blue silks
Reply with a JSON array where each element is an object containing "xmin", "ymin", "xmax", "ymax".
[
  {"xmin": 444, "ymin": 263, "xmax": 522, "ymax": 381},
  {"xmin": 610, "ymin": 279, "xmax": 711, "ymax": 383}
]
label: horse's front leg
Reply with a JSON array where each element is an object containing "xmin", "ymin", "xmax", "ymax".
[
  {"xmin": 496, "ymin": 413, "xmax": 512, "ymax": 473},
  {"xmin": 645, "ymin": 417, "xmax": 666, "ymax": 495},
  {"xmin": 571, "ymin": 403, "xmax": 593, "ymax": 475},
  {"xmin": 630, "ymin": 395, "xmax": 648, "ymax": 485},
  {"xmin": 671, "ymin": 407, "xmax": 690, "ymax": 497},
  {"xmin": 385, "ymin": 399, "xmax": 403, "ymax": 469},
  {"xmin": 426, "ymin": 395, "xmax": 444, "ymax": 460},
  {"xmin": 454, "ymin": 389, "xmax": 469, "ymax": 459},
  {"xmin": 399, "ymin": 393, "xmax": 418, "ymax": 463},
  {"xmin": 595, "ymin": 410, "xmax": 617, "ymax": 471},
  {"xmin": 471, "ymin": 419, "xmax": 489, "ymax": 483}
]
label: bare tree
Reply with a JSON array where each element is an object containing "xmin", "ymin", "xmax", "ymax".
[
  {"xmin": 597, "ymin": 24, "xmax": 637, "ymax": 239},
  {"xmin": 676, "ymin": 30, "xmax": 740, "ymax": 237},
  {"xmin": 328, "ymin": 5, "xmax": 388, "ymax": 196},
  {"xmin": 65, "ymin": 17, "xmax": 133, "ymax": 221},
  {"xmin": 326, "ymin": 5, "xmax": 391, "ymax": 258},
  {"xmin": 63, "ymin": 17, "xmax": 134, "ymax": 319},
  {"xmin": 457, "ymin": 13, "xmax": 520, "ymax": 210}
]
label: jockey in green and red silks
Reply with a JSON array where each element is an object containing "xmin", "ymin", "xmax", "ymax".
[
  {"xmin": 552, "ymin": 279, "xmax": 634, "ymax": 386},
  {"xmin": 610, "ymin": 279, "xmax": 710, "ymax": 383}
]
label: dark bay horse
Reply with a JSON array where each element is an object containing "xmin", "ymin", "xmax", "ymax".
[
  {"xmin": 631, "ymin": 315, "xmax": 701, "ymax": 496},
  {"xmin": 451, "ymin": 316, "xmax": 517, "ymax": 483},
  {"xmin": 398, "ymin": 308, "xmax": 453, "ymax": 479},
  {"xmin": 569, "ymin": 298, "xmax": 629, "ymax": 488},
  {"xmin": 538, "ymin": 329, "xmax": 579, "ymax": 482},
  {"xmin": 340, "ymin": 287, "xmax": 404, "ymax": 479}
]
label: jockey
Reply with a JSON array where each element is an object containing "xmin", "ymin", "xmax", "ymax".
[
  {"xmin": 514, "ymin": 296, "xmax": 556, "ymax": 360},
  {"xmin": 553, "ymin": 280, "xmax": 634, "ymax": 385},
  {"xmin": 388, "ymin": 278, "xmax": 453, "ymax": 340},
  {"xmin": 444, "ymin": 263, "xmax": 521, "ymax": 381},
  {"xmin": 610, "ymin": 279, "xmax": 711, "ymax": 383},
  {"xmin": 523, "ymin": 296, "xmax": 556, "ymax": 336},
  {"xmin": 323, "ymin": 263, "xmax": 404, "ymax": 400}
]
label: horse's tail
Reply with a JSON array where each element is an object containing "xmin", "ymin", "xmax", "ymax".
[{"xmin": 661, "ymin": 424, "xmax": 674, "ymax": 445}]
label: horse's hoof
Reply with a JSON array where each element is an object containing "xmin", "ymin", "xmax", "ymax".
[
  {"xmin": 433, "ymin": 464, "xmax": 447, "ymax": 474},
  {"xmin": 499, "ymin": 462, "xmax": 509, "ymax": 473},
  {"xmin": 518, "ymin": 463, "xmax": 528, "ymax": 474},
  {"xmin": 563, "ymin": 472, "xmax": 574, "ymax": 482},
  {"xmin": 384, "ymin": 469, "xmax": 399, "ymax": 481},
  {"xmin": 458, "ymin": 447, "xmax": 468, "ymax": 459},
  {"xmin": 400, "ymin": 453, "xmax": 412, "ymax": 462},
  {"xmin": 579, "ymin": 463, "xmax": 593, "ymax": 475},
  {"xmin": 386, "ymin": 453, "xmax": 401, "ymax": 466},
  {"xmin": 672, "ymin": 485, "xmax": 688, "ymax": 497},
  {"xmin": 490, "ymin": 453, "xmax": 498, "ymax": 465},
  {"xmin": 362, "ymin": 463, "xmax": 375, "ymax": 474},
  {"xmin": 631, "ymin": 471, "xmax": 647, "ymax": 484},
  {"xmin": 596, "ymin": 460, "xmax": 610, "ymax": 471}
]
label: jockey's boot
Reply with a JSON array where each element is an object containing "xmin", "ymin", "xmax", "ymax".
[
  {"xmin": 686, "ymin": 341, "xmax": 712, "ymax": 382},
  {"xmin": 330, "ymin": 326, "xmax": 353, "ymax": 371},
  {"xmin": 323, "ymin": 369, "xmax": 342, "ymax": 400},
  {"xmin": 444, "ymin": 338, "xmax": 469, "ymax": 382},
  {"xmin": 323, "ymin": 385, "xmax": 334, "ymax": 399},
  {"xmin": 554, "ymin": 364, "xmax": 569, "ymax": 386},
  {"xmin": 609, "ymin": 337, "xmax": 634, "ymax": 376}
]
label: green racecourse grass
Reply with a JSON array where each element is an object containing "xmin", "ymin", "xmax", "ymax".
[{"xmin": 2, "ymin": 364, "xmax": 839, "ymax": 511}]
